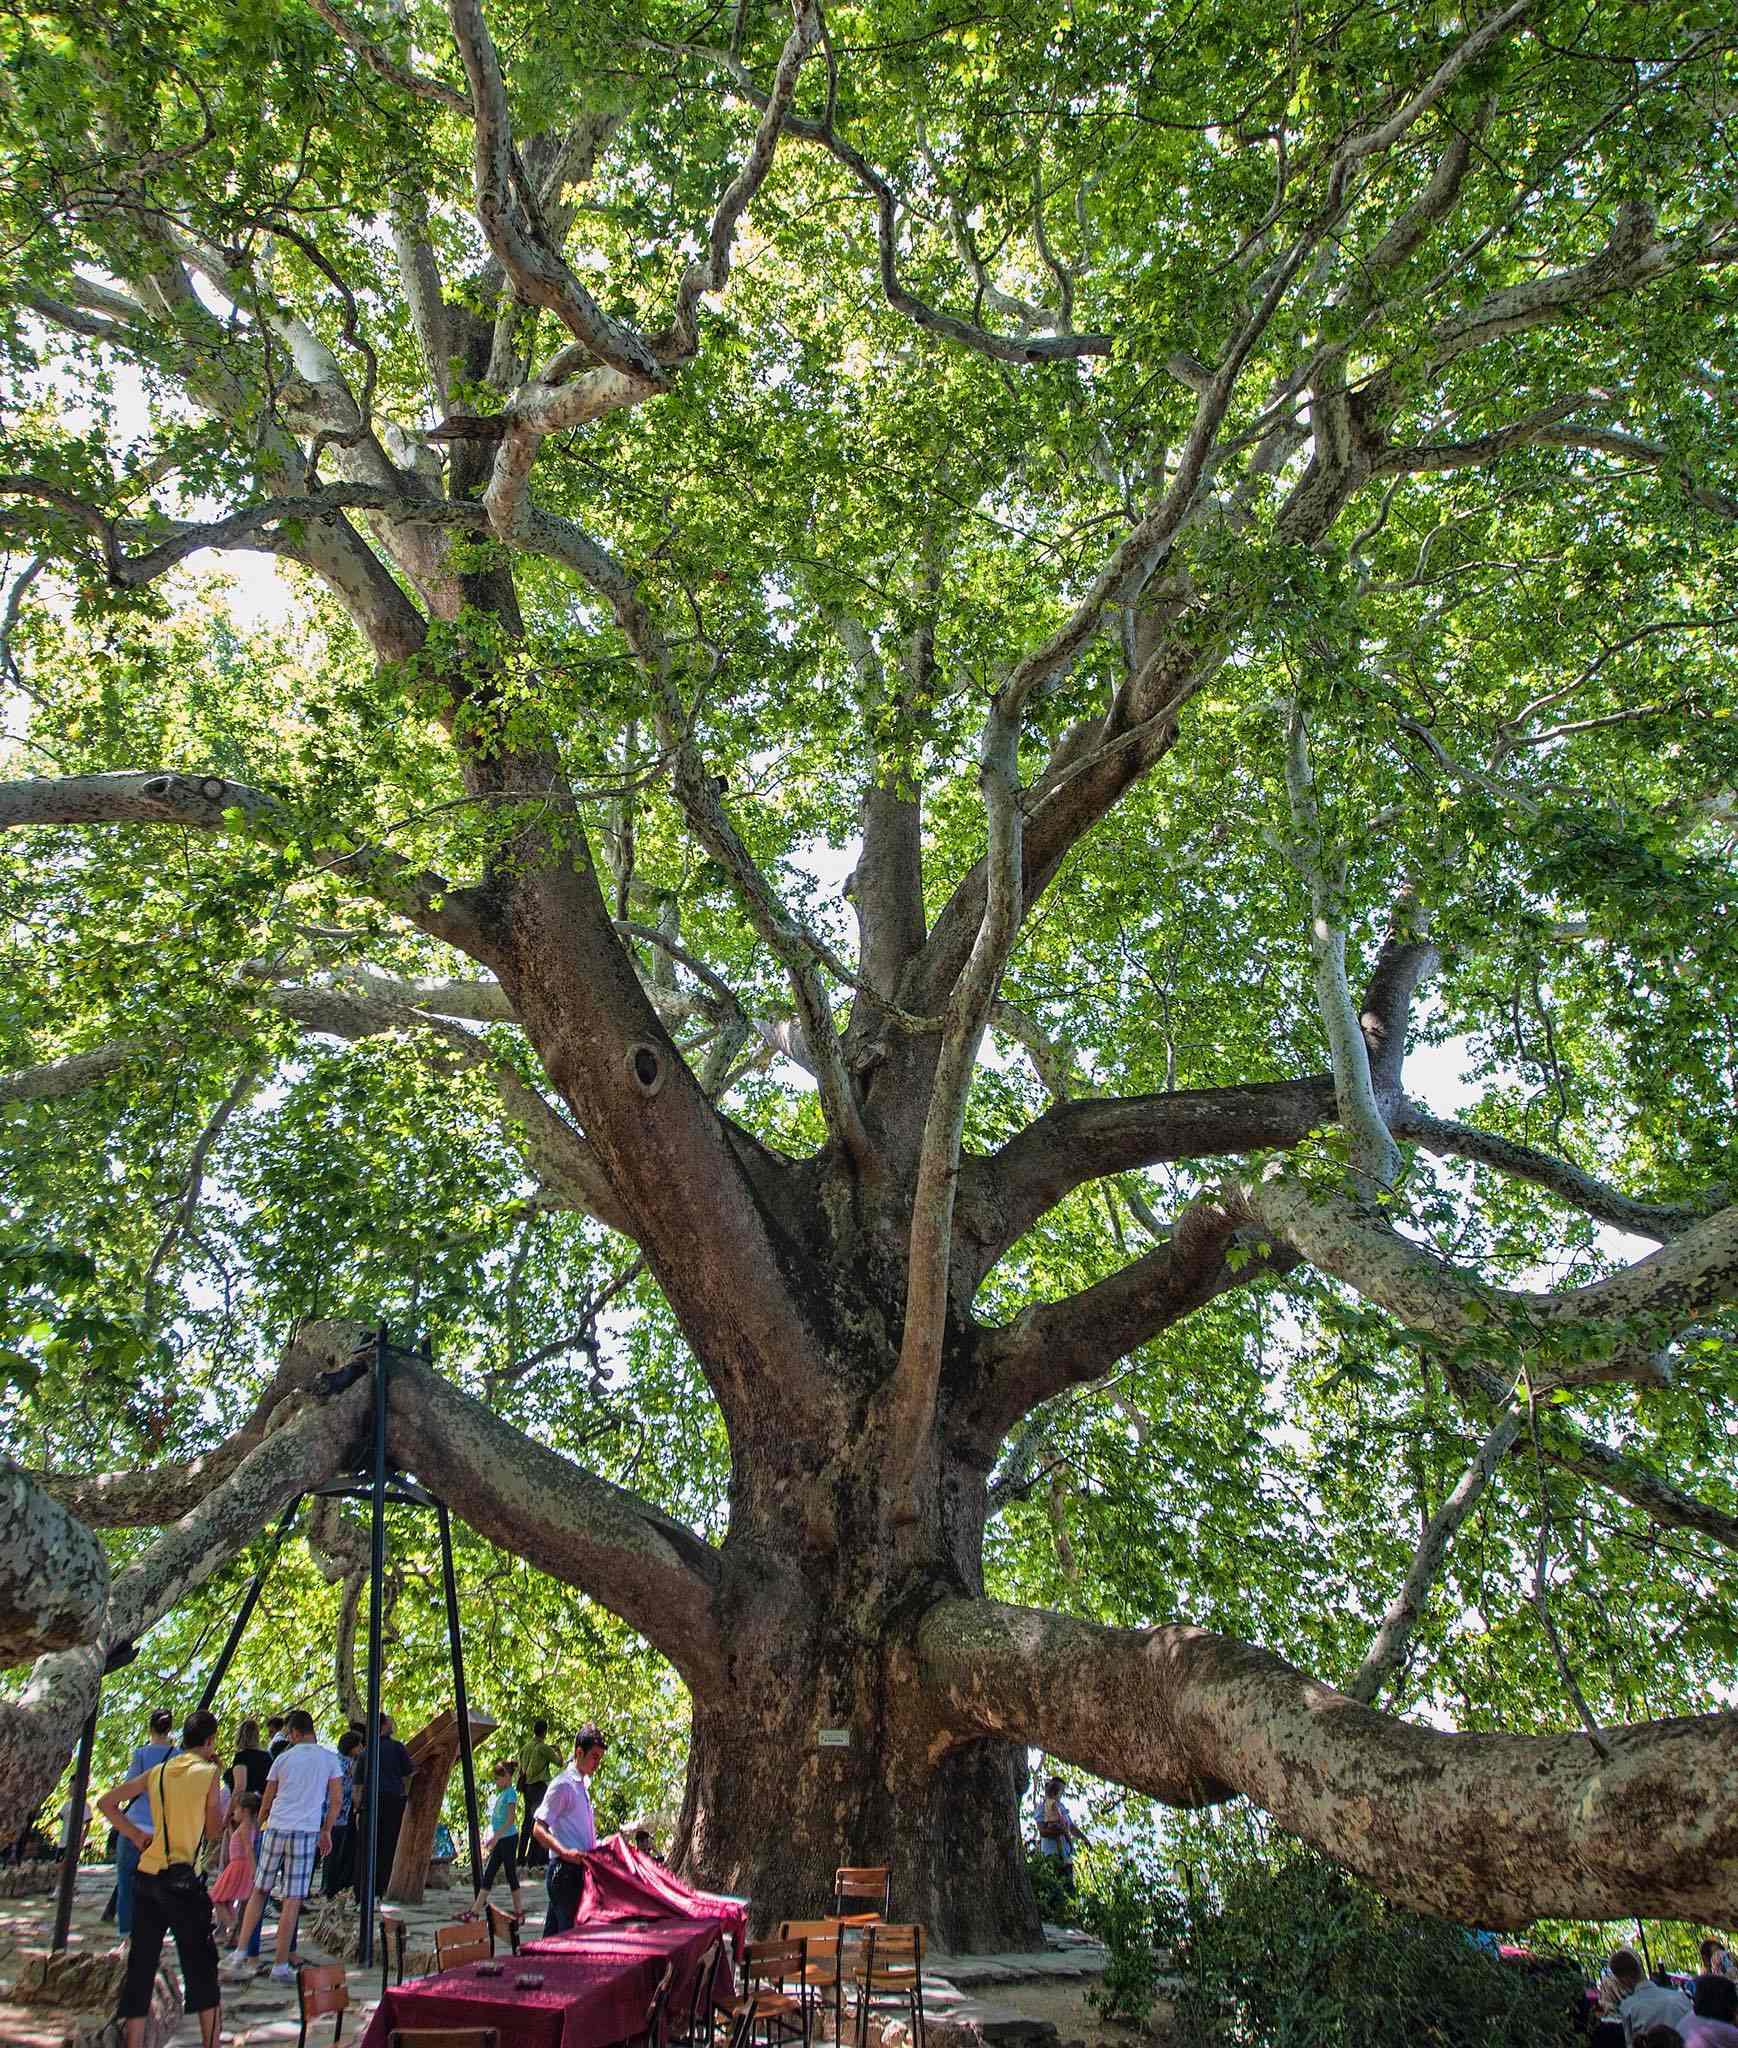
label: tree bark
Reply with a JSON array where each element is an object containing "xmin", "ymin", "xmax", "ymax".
[{"xmin": 919, "ymin": 1597, "xmax": 1738, "ymax": 1925}]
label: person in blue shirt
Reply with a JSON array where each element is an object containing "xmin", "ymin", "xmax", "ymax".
[
  {"xmin": 530, "ymin": 1724, "xmax": 606, "ymax": 1936},
  {"xmin": 115, "ymin": 1710, "xmax": 176, "ymax": 1938},
  {"xmin": 472, "ymin": 1760, "xmax": 526, "ymax": 1921}
]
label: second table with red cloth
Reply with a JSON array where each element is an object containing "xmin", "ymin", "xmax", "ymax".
[{"xmin": 355, "ymin": 1836, "xmax": 748, "ymax": 2048}]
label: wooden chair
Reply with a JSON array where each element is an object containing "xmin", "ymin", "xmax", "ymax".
[
  {"xmin": 433, "ymin": 1920, "xmax": 491, "ymax": 1972},
  {"xmin": 831, "ymin": 1868, "xmax": 891, "ymax": 1923},
  {"xmin": 728, "ymin": 1936, "xmax": 811, "ymax": 2048},
  {"xmin": 379, "ymin": 1910, "xmax": 408, "ymax": 1997},
  {"xmin": 387, "ymin": 2032, "xmax": 501, "ymax": 2048},
  {"xmin": 296, "ymin": 1963, "xmax": 349, "ymax": 2048},
  {"xmin": 850, "ymin": 1925, "xmax": 924, "ymax": 2048},
  {"xmin": 778, "ymin": 1920, "xmax": 856, "ymax": 2043},
  {"xmin": 485, "ymin": 1901, "xmax": 522, "ymax": 1957},
  {"xmin": 642, "ymin": 1959, "xmax": 676, "ymax": 2048},
  {"xmin": 669, "ymin": 1936, "xmax": 726, "ymax": 2048}
]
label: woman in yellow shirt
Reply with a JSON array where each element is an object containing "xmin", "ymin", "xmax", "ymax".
[{"xmin": 97, "ymin": 1707, "xmax": 226, "ymax": 2048}]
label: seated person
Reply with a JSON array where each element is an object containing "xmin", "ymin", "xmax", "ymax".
[
  {"xmin": 1609, "ymin": 1951, "xmax": 1692, "ymax": 2045},
  {"xmin": 1684, "ymin": 1974, "xmax": 1738, "ymax": 2048}
]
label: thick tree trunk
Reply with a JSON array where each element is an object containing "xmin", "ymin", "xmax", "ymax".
[
  {"xmin": 667, "ymin": 1402, "xmax": 1042, "ymax": 1951},
  {"xmin": 675, "ymin": 1687, "xmax": 1038, "ymax": 1950}
]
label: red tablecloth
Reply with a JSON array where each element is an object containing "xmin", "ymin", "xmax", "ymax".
[
  {"xmin": 358, "ymin": 1915, "xmax": 720, "ymax": 2048},
  {"xmin": 570, "ymin": 1835, "xmax": 747, "ymax": 1957}
]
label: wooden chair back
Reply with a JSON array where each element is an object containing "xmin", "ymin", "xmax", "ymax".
[
  {"xmin": 859, "ymin": 1924, "xmax": 923, "ymax": 1987},
  {"xmin": 379, "ymin": 1910, "xmax": 408, "ymax": 1994},
  {"xmin": 643, "ymin": 1958, "xmax": 676, "ymax": 2048},
  {"xmin": 485, "ymin": 1901, "xmax": 521, "ymax": 1957},
  {"xmin": 832, "ymin": 1867, "xmax": 891, "ymax": 1921},
  {"xmin": 777, "ymin": 1922, "xmax": 846, "ymax": 1982},
  {"xmin": 433, "ymin": 1920, "xmax": 491, "ymax": 1971},
  {"xmin": 297, "ymin": 1963, "xmax": 350, "ymax": 2048},
  {"xmin": 740, "ymin": 1936, "xmax": 809, "ymax": 1993},
  {"xmin": 675, "ymin": 1937, "xmax": 725, "ymax": 2046}
]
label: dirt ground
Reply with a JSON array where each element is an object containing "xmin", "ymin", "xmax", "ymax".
[{"xmin": 983, "ymin": 1972, "xmax": 1154, "ymax": 2048}]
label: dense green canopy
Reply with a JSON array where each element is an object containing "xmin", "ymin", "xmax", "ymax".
[{"xmin": 0, "ymin": 0, "xmax": 1735, "ymax": 1923}]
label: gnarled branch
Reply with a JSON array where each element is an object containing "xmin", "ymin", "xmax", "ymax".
[{"xmin": 921, "ymin": 1594, "xmax": 1738, "ymax": 1923}]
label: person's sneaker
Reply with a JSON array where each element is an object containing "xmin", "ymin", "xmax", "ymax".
[{"xmin": 269, "ymin": 1962, "xmax": 297, "ymax": 1984}]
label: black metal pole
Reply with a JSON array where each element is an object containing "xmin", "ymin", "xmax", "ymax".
[
  {"xmin": 51, "ymin": 1699, "xmax": 98, "ymax": 1952},
  {"xmin": 358, "ymin": 1324, "xmax": 389, "ymax": 1967},
  {"xmin": 435, "ymin": 1501, "xmax": 483, "ymax": 1890},
  {"xmin": 197, "ymin": 1496, "xmax": 303, "ymax": 1713}
]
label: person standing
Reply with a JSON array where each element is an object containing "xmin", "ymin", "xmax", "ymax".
[
  {"xmin": 210, "ymin": 1793, "xmax": 259, "ymax": 1946},
  {"xmin": 222, "ymin": 1710, "xmax": 340, "ymax": 1985},
  {"xmin": 519, "ymin": 1719, "xmax": 562, "ymax": 1871},
  {"xmin": 1036, "ymin": 1775, "xmax": 1089, "ymax": 1893},
  {"xmin": 367, "ymin": 1712, "xmax": 415, "ymax": 1901},
  {"xmin": 98, "ymin": 1707, "xmax": 225, "ymax": 2048},
  {"xmin": 229, "ymin": 1719, "xmax": 270, "ymax": 1803},
  {"xmin": 115, "ymin": 1709, "xmax": 176, "ymax": 1938},
  {"xmin": 531, "ymin": 1725, "xmax": 606, "ymax": 1936},
  {"xmin": 265, "ymin": 1716, "xmax": 288, "ymax": 1759},
  {"xmin": 472, "ymin": 1760, "xmax": 526, "ymax": 1921},
  {"xmin": 323, "ymin": 1729, "xmax": 364, "ymax": 1898}
]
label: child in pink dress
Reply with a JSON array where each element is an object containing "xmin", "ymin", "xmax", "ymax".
[{"xmin": 210, "ymin": 1791, "xmax": 259, "ymax": 1945}]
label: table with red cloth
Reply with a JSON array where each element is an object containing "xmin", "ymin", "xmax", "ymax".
[
  {"xmin": 570, "ymin": 1835, "xmax": 747, "ymax": 1956},
  {"xmin": 356, "ymin": 1836, "xmax": 747, "ymax": 2048}
]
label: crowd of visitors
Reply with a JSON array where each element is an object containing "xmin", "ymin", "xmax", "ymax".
[
  {"xmin": 1592, "ymin": 1945, "xmax": 1738, "ymax": 2048},
  {"xmin": 88, "ymin": 1696, "xmax": 631, "ymax": 2031}
]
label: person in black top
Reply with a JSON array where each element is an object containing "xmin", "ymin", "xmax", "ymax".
[
  {"xmin": 364, "ymin": 1712, "xmax": 415, "ymax": 1899},
  {"xmin": 229, "ymin": 1720, "xmax": 271, "ymax": 1803},
  {"xmin": 265, "ymin": 1716, "xmax": 288, "ymax": 1759}
]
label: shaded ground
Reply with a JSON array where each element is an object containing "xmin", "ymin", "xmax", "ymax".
[{"xmin": 1, "ymin": 1865, "xmax": 1111, "ymax": 2046}]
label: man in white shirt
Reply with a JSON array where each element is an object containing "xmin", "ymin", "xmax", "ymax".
[
  {"xmin": 1607, "ymin": 1950, "xmax": 1691, "ymax": 2045},
  {"xmin": 531, "ymin": 1723, "xmax": 606, "ymax": 1936},
  {"xmin": 223, "ymin": 1711, "xmax": 340, "ymax": 1983}
]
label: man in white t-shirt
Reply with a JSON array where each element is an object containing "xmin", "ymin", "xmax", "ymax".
[{"xmin": 222, "ymin": 1711, "xmax": 340, "ymax": 1984}]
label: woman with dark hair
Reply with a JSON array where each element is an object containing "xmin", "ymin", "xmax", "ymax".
[
  {"xmin": 229, "ymin": 1718, "xmax": 270, "ymax": 1802},
  {"xmin": 98, "ymin": 1708, "xmax": 226, "ymax": 2048}
]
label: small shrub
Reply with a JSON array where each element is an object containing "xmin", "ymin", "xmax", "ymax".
[
  {"xmin": 1026, "ymin": 1845, "xmax": 1074, "ymax": 1926},
  {"xmin": 1080, "ymin": 1853, "xmax": 1185, "ymax": 2023},
  {"xmin": 1173, "ymin": 1823, "xmax": 1581, "ymax": 2048}
]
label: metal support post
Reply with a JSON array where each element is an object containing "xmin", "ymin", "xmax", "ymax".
[
  {"xmin": 358, "ymin": 1325, "xmax": 390, "ymax": 1966},
  {"xmin": 50, "ymin": 1699, "xmax": 99, "ymax": 1952},
  {"xmin": 436, "ymin": 1501, "xmax": 483, "ymax": 1888},
  {"xmin": 196, "ymin": 1496, "xmax": 303, "ymax": 1712}
]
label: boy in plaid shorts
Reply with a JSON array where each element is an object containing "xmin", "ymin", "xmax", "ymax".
[{"xmin": 222, "ymin": 1710, "xmax": 340, "ymax": 1983}]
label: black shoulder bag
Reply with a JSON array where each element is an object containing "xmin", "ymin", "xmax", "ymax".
[{"xmin": 154, "ymin": 1761, "xmax": 210, "ymax": 1903}]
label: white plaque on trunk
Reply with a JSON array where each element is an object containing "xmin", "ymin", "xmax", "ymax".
[{"xmin": 817, "ymin": 1728, "xmax": 851, "ymax": 1747}]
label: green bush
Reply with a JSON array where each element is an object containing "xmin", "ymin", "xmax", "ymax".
[
  {"xmin": 1171, "ymin": 1820, "xmax": 1581, "ymax": 2048},
  {"xmin": 1026, "ymin": 1845, "xmax": 1075, "ymax": 1926},
  {"xmin": 1078, "ymin": 1853, "xmax": 1188, "ymax": 2023}
]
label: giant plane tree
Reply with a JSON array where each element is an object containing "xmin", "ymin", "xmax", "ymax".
[{"xmin": 2, "ymin": 0, "xmax": 1737, "ymax": 1948}]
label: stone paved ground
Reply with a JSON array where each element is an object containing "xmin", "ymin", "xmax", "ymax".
[{"xmin": 0, "ymin": 1865, "xmax": 1106, "ymax": 2047}]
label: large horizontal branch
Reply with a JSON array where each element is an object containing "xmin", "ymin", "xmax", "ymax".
[
  {"xmin": 957, "ymin": 1076, "xmax": 1337, "ymax": 1276},
  {"xmin": 1245, "ymin": 1178, "xmax": 1738, "ymax": 1387},
  {"xmin": 0, "ymin": 771, "xmax": 491, "ymax": 959},
  {"xmin": 382, "ymin": 1356, "xmax": 724, "ymax": 1690},
  {"xmin": 919, "ymin": 1594, "xmax": 1738, "ymax": 1923},
  {"xmin": 0, "ymin": 1376, "xmax": 368, "ymax": 1838},
  {"xmin": 31, "ymin": 1320, "xmax": 368, "ymax": 1528},
  {"xmin": 956, "ymin": 1206, "xmax": 1293, "ymax": 1454}
]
